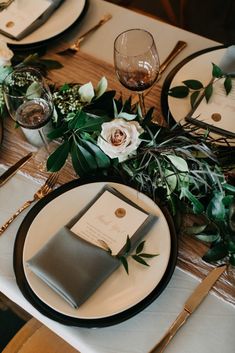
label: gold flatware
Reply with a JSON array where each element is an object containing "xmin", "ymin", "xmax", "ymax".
[
  {"xmin": 132, "ymin": 40, "xmax": 187, "ymax": 106},
  {"xmin": 0, "ymin": 172, "xmax": 59, "ymax": 235},
  {"xmin": 148, "ymin": 265, "xmax": 227, "ymax": 353},
  {"xmin": 57, "ymin": 14, "xmax": 112, "ymax": 55},
  {"xmin": 0, "ymin": 152, "xmax": 33, "ymax": 187}
]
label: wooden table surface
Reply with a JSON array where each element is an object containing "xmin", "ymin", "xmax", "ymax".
[{"xmin": 1, "ymin": 50, "xmax": 234, "ymax": 306}]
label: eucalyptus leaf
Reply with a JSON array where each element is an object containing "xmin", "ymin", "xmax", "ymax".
[
  {"xmin": 118, "ymin": 112, "xmax": 137, "ymax": 120},
  {"xmin": 186, "ymin": 224, "xmax": 208, "ymax": 235},
  {"xmin": 165, "ymin": 154, "xmax": 188, "ymax": 172},
  {"xmin": 182, "ymin": 79, "xmax": 203, "ymax": 90},
  {"xmin": 168, "ymin": 85, "xmax": 189, "ymax": 98},
  {"xmin": 47, "ymin": 141, "xmax": 70, "ymax": 172},
  {"xmin": 228, "ymin": 239, "xmax": 235, "ymax": 253},
  {"xmin": 195, "ymin": 233, "xmax": 220, "ymax": 243}
]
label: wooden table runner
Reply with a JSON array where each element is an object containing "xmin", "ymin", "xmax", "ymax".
[{"xmin": 1, "ymin": 51, "xmax": 234, "ymax": 306}]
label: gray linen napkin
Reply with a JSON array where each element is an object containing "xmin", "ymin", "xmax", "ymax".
[{"xmin": 27, "ymin": 185, "xmax": 157, "ymax": 309}]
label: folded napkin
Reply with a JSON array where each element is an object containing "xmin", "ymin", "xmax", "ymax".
[
  {"xmin": 0, "ymin": 0, "xmax": 63, "ymax": 40},
  {"xmin": 186, "ymin": 46, "xmax": 235, "ymax": 137},
  {"xmin": 27, "ymin": 185, "xmax": 157, "ymax": 308}
]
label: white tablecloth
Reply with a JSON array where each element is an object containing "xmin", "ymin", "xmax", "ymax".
[
  {"xmin": 0, "ymin": 167, "xmax": 234, "ymax": 353},
  {"xmin": 0, "ymin": 1, "xmax": 234, "ymax": 352}
]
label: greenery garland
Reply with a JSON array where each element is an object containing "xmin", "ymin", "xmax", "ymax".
[{"xmin": 0, "ymin": 48, "xmax": 234, "ymax": 268}]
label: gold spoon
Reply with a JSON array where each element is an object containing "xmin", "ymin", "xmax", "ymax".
[{"xmin": 57, "ymin": 14, "xmax": 112, "ymax": 55}]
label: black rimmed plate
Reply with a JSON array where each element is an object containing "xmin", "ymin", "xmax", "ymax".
[
  {"xmin": 1, "ymin": 0, "xmax": 88, "ymax": 52},
  {"xmin": 14, "ymin": 176, "xmax": 177, "ymax": 328},
  {"xmin": 160, "ymin": 45, "xmax": 235, "ymax": 145}
]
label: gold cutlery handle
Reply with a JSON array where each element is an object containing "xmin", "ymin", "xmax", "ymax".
[
  {"xmin": 149, "ymin": 310, "xmax": 190, "ymax": 353},
  {"xmin": 159, "ymin": 40, "xmax": 187, "ymax": 75},
  {"xmin": 74, "ymin": 14, "xmax": 112, "ymax": 47},
  {"xmin": 0, "ymin": 200, "xmax": 33, "ymax": 235}
]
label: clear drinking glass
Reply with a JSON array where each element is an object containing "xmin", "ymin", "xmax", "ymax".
[
  {"xmin": 3, "ymin": 67, "xmax": 53, "ymax": 147},
  {"xmin": 114, "ymin": 29, "xmax": 160, "ymax": 115}
]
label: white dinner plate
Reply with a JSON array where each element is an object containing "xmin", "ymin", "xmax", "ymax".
[
  {"xmin": 14, "ymin": 177, "xmax": 177, "ymax": 326},
  {"xmin": 162, "ymin": 46, "xmax": 235, "ymax": 145},
  {"xmin": 0, "ymin": 0, "xmax": 87, "ymax": 47}
]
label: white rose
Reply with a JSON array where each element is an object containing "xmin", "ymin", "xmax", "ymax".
[
  {"xmin": 97, "ymin": 118, "xmax": 144, "ymax": 162},
  {"xmin": 0, "ymin": 41, "xmax": 13, "ymax": 67}
]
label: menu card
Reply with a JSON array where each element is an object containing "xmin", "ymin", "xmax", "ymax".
[
  {"xmin": 71, "ymin": 187, "xmax": 150, "ymax": 256},
  {"xmin": 186, "ymin": 78, "xmax": 235, "ymax": 138}
]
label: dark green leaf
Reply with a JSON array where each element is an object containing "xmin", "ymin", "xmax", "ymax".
[
  {"xmin": 229, "ymin": 253, "xmax": 235, "ymax": 266},
  {"xmin": 46, "ymin": 141, "xmax": 69, "ymax": 172},
  {"xmin": 81, "ymin": 139, "xmax": 110, "ymax": 169},
  {"xmin": 202, "ymin": 242, "xmax": 227, "ymax": 262},
  {"xmin": 138, "ymin": 253, "xmax": 159, "ymax": 258},
  {"xmin": 205, "ymin": 83, "xmax": 213, "ymax": 102},
  {"xmin": 39, "ymin": 59, "xmax": 63, "ymax": 70},
  {"xmin": 182, "ymin": 79, "xmax": 203, "ymax": 90},
  {"xmin": 119, "ymin": 256, "xmax": 129, "ymax": 274},
  {"xmin": 132, "ymin": 255, "xmax": 150, "ymax": 266},
  {"xmin": 212, "ymin": 63, "xmax": 223, "ymax": 78},
  {"xmin": 47, "ymin": 125, "xmax": 67, "ymax": 140},
  {"xmin": 136, "ymin": 241, "xmax": 145, "ymax": 254},
  {"xmin": 70, "ymin": 141, "xmax": 88, "ymax": 176},
  {"xmin": 190, "ymin": 91, "xmax": 200, "ymax": 108},
  {"xmin": 185, "ymin": 224, "xmax": 208, "ymax": 235},
  {"xmin": 123, "ymin": 236, "xmax": 131, "ymax": 255},
  {"xmin": 206, "ymin": 193, "xmax": 225, "ymax": 221},
  {"xmin": 73, "ymin": 141, "xmax": 97, "ymax": 171},
  {"xmin": 168, "ymin": 85, "xmax": 189, "ymax": 98},
  {"xmin": 227, "ymin": 239, "xmax": 235, "ymax": 253},
  {"xmin": 180, "ymin": 187, "xmax": 204, "ymax": 214},
  {"xmin": 224, "ymin": 76, "xmax": 232, "ymax": 95}
]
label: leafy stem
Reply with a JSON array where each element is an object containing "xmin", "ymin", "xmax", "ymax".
[
  {"xmin": 99, "ymin": 236, "xmax": 159, "ymax": 274},
  {"xmin": 168, "ymin": 63, "xmax": 234, "ymax": 107}
]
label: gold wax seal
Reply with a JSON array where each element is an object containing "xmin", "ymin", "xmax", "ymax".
[
  {"xmin": 211, "ymin": 113, "xmax": 221, "ymax": 122},
  {"xmin": 115, "ymin": 208, "xmax": 126, "ymax": 218},
  {"xmin": 5, "ymin": 21, "xmax": 14, "ymax": 28}
]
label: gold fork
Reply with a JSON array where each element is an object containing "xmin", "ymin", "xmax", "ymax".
[
  {"xmin": 57, "ymin": 14, "xmax": 112, "ymax": 55},
  {"xmin": 0, "ymin": 173, "xmax": 59, "ymax": 235}
]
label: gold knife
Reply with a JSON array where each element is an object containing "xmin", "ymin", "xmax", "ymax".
[
  {"xmin": 0, "ymin": 152, "xmax": 33, "ymax": 187},
  {"xmin": 149, "ymin": 265, "xmax": 227, "ymax": 353}
]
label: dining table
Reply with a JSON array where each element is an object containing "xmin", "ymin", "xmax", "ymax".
[{"xmin": 0, "ymin": 0, "xmax": 234, "ymax": 352}]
